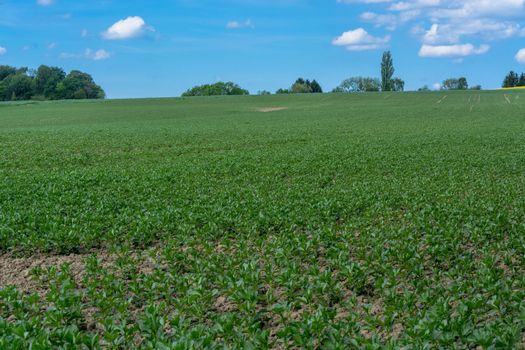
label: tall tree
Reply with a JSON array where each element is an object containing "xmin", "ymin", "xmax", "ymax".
[
  {"xmin": 381, "ymin": 51, "xmax": 395, "ymax": 92},
  {"xmin": 518, "ymin": 73, "xmax": 525, "ymax": 87},
  {"xmin": 309, "ymin": 80, "xmax": 323, "ymax": 93},
  {"xmin": 503, "ymin": 71, "xmax": 519, "ymax": 88}
]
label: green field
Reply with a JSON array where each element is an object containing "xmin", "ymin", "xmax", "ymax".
[{"xmin": 2, "ymin": 91, "xmax": 525, "ymax": 348}]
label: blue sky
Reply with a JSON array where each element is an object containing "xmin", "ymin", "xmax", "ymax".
[{"xmin": 1, "ymin": 0, "xmax": 525, "ymax": 98}]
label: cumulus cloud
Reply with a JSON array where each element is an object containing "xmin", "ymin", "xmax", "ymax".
[
  {"xmin": 338, "ymin": 0, "xmax": 525, "ymax": 58},
  {"xmin": 516, "ymin": 48, "xmax": 525, "ymax": 64},
  {"xmin": 226, "ymin": 19, "xmax": 254, "ymax": 29},
  {"xmin": 0, "ymin": 47, "xmax": 6, "ymax": 55},
  {"xmin": 37, "ymin": 0, "xmax": 54, "ymax": 6},
  {"xmin": 102, "ymin": 16, "xmax": 153, "ymax": 40},
  {"xmin": 333, "ymin": 28, "xmax": 390, "ymax": 51},
  {"xmin": 419, "ymin": 43, "xmax": 490, "ymax": 57}
]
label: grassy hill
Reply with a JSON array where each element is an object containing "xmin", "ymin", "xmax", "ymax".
[{"xmin": 1, "ymin": 91, "xmax": 525, "ymax": 348}]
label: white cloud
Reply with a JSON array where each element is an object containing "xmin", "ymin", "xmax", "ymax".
[
  {"xmin": 338, "ymin": 0, "xmax": 525, "ymax": 58},
  {"xmin": 333, "ymin": 28, "xmax": 390, "ymax": 51},
  {"xmin": 87, "ymin": 49, "xmax": 111, "ymax": 61},
  {"xmin": 419, "ymin": 43, "xmax": 490, "ymax": 57},
  {"xmin": 432, "ymin": 82, "xmax": 442, "ymax": 90},
  {"xmin": 0, "ymin": 47, "xmax": 6, "ymax": 55},
  {"xmin": 60, "ymin": 48, "xmax": 111, "ymax": 61},
  {"xmin": 102, "ymin": 16, "xmax": 153, "ymax": 40},
  {"xmin": 516, "ymin": 48, "xmax": 525, "ymax": 64},
  {"xmin": 226, "ymin": 19, "xmax": 254, "ymax": 29},
  {"xmin": 37, "ymin": 0, "xmax": 54, "ymax": 6}
]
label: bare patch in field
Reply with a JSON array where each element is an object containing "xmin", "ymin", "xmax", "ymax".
[
  {"xmin": 0, "ymin": 251, "xmax": 114, "ymax": 294},
  {"xmin": 257, "ymin": 107, "xmax": 288, "ymax": 113}
]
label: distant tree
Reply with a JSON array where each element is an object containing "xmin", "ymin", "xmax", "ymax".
[
  {"xmin": 441, "ymin": 79, "xmax": 458, "ymax": 90},
  {"xmin": 258, "ymin": 90, "xmax": 271, "ymax": 95},
  {"xmin": 391, "ymin": 78, "xmax": 405, "ymax": 92},
  {"xmin": 0, "ymin": 65, "xmax": 16, "ymax": 81},
  {"xmin": 279, "ymin": 78, "xmax": 323, "ymax": 94},
  {"xmin": 182, "ymin": 82, "xmax": 249, "ymax": 97},
  {"xmin": 519, "ymin": 73, "xmax": 525, "ymax": 87},
  {"xmin": 442, "ymin": 77, "xmax": 468, "ymax": 90},
  {"xmin": 309, "ymin": 80, "xmax": 323, "ymax": 93},
  {"xmin": 1, "ymin": 74, "xmax": 34, "ymax": 101},
  {"xmin": 469, "ymin": 85, "xmax": 482, "ymax": 90},
  {"xmin": 503, "ymin": 71, "xmax": 520, "ymax": 88},
  {"xmin": 57, "ymin": 70, "xmax": 105, "ymax": 100},
  {"xmin": 291, "ymin": 80, "xmax": 313, "ymax": 93},
  {"xmin": 458, "ymin": 77, "xmax": 468, "ymax": 90},
  {"xmin": 34, "ymin": 65, "xmax": 66, "ymax": 100},
  {"xmin": 334, "ymin": 77, "xmax": 380, "ymax": 93},
  {"xmin": 418, "ymin": 85, "xmax": 430, "ymax": 92},
  {"xmin": 0, "ymin": 64, "xmax": 104, "ymax": 101},
  {"xmin": 381, "ymin": 51, "xmax": 395, "ymax": 92}
]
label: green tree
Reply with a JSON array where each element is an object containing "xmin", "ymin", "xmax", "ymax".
[
  {"xmin": 1, "ymin": 74, "xmax": 34, "ymax": 101},
  {"xmin": 518, "ymin": 73, "xmax": 525, "ymax": 87},
  {"xmin": 442, "ymin": 77, "xmax": 468, "ymax": 90},
  {"xmin": 381, "ymin": 51, "xmax": 395, "ymax": 92},
  {"xmin": 59, "ymin": 70, "xmax": 105, "ymax": 100},
  {"xmin": 182, "ymin": 82, "xmax": 249, "ymax": 97},
  {"xmin": 391, "ymin": 78, "xmax": 405, "ymax": 92},
  {"xmin": 309, "ymin": 80, "xmax": 323, "ymax": 93},
  {"xmin": 458, "ymin": 77, "xmax": 468, "ymax": 90},
  {"xmin": 334, "ymin": 77, "xmax": 380, "ymax": 93},
  {"xmin": 291, "ymin": 80, "xmax": 312, "ymax": 93},
  {"xmin": 34, "ymin": 65, "xmax": 66, "ymax": 100},
  {"xmin": 503, "ymin": 71, "xmax": 519, "ymax": 88},
  {"xmin": 0, "ymin": 65, "xmax": 16, "ymax": 81}
]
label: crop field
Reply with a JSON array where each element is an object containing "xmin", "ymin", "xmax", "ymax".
[{"xmin": 2, "ymin": 91, "xmax": 525, "ymax": 348}]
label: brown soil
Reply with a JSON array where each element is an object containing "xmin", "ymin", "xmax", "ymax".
[{"xmin": 0, "ymin": 251, "xmax": 114, "ymax": 294}]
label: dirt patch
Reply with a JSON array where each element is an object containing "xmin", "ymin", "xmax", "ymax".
[
  {"xmin": 0, "ymin": 251, "xmax": 114, "ymax": 294},
  {"xmin": 257, "ymin": 107, "xmax": 288, "ymax": 113}
]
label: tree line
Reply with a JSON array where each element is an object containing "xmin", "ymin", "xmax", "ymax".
[
  {"xmin": 182, "ymin": 51, "xmax": 406, "ymax": 96},
  {"xmin": 502, "ymin": 71, "xmax": 525, "ymax": 88},
  {"xmin": 0, "ymin": 65, "xmax": 105, "ymax": 101}
]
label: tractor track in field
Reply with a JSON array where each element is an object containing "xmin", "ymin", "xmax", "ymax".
[
  {"xmin": 436, "ymin": 95, "xmax": 448, "ymax": 105},
  {"xmin": 469, "ymin": 94, "xmax": 481, "ymax": 113}
]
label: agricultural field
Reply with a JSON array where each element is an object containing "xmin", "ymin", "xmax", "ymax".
[{"xmin": 2, "ymin": 91, "xmax": 525, "ymax": 348}]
